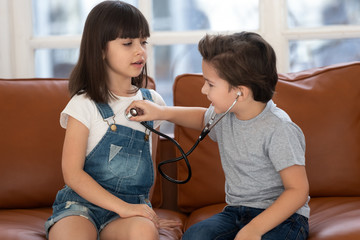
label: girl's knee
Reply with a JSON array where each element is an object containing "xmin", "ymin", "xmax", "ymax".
[
  {"xmin": 48, "ymin": 216, "xmax": 97, "ymax": 240},
  {"xmin": 101, "ymin": 216, "xmax": 159, "ymax": 240},
  {"xmin": 128, "ymin": 218, "xmax": 159, "ymax": 240}
]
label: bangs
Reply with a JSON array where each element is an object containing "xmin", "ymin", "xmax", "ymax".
[
  {"xmin": 101, "ymin": 1, "xmax": 150, "ymax": 45},
  {"xmin": 117, "ymin": 9, "xmax": 150, "ymax": 39}
]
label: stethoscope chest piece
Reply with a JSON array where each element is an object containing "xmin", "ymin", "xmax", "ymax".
[{"xmin": 125, "ymin": 108, "xmax": 139, "ymax": 120}]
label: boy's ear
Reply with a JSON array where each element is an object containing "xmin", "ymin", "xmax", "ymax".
[{"xmin": 234, "ymin": 86, "xmax": 251, "ymax": 99}]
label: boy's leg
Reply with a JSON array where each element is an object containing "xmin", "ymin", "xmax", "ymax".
[{"xmin": 182, "ymin": 208, "xmax": 239, "ymax": 240}]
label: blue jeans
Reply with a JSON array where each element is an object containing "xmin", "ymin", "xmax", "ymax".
[{"xmin": 182, "ymin": 206, "xmax": 309, "ymax": 240}]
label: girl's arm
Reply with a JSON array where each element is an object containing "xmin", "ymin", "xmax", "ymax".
[
  {"xmin": 127, "ymin": 100, "xmax": 207, "ymax": 131},
  {"xmin": 235, "ymin": 165, "xmax": 309, "ymax": 240},
  {"xmin": 62, "ymin": 116, "xmax": 158, "ymax": 225}
]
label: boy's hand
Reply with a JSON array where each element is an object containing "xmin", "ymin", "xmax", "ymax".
[{"xmin": 126, "ymin": 100, "xmax": 164, "ymax": 122}]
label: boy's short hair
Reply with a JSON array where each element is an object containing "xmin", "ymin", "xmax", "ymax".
[{"xmin": 198, "ymin": 32, "xmax": 278, "ymax": 103}]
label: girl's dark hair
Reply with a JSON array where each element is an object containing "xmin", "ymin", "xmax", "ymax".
[
  {"xmin": 198, "ymin": 32, "xmax": 278, "ymax": 103},
  {"xmin": 69, "ymin": 1, "xmax": 150, "ymax": 103}
]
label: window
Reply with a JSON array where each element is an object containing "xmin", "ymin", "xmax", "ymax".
[
  {"xmin": 287, "ymin": 0, "xmax": 360, "ymax": 72},
  {"xmin": 287, "ymin": 0, "xmax": 360, "ymax": 28},
  {"xmin": 152, "ymin": 0, "xmax": 258, "ymax": 105},
  {"xmin": 289, "ymin": 38, "xmax": 360, "ymax": 72},
  {"xmin": 152, "ymin": 0, "xmax": 258, "ymax": 32},
  {"xmin": 1, "ymin": 0, "xmax": 360, "ymax": 103},
  {"xmin": 31, "ymin": 0, "xmax": 104, "ymax": 78},
  {"xmin": 31, "ymin": 0, "xmax": 259, "ymax": 107}
]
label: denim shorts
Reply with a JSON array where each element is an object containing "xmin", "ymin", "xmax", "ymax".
[
  {"xmin": 44, "ymin": 200, "xmax": 118, "ymax": 239},
  {"xmin": 182, "ymin": 205, "xmax": 309, "ymax": 240},
  {"xmin": 44, "ymin": 195, "xmax": 152, "ymax": 239}
]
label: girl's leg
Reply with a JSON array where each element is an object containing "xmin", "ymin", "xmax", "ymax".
[
  {"xmin": 48, "ymin": 216, "xmax": 97, "ymax": 240},
  {"xmin": 100, "ymin": 216, "xmax": 159, "ymax": 240}
]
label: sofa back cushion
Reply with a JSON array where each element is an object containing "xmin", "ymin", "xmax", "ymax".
[
  {"xmin": 0, "ymin": 79, "xmax": 69, "ymax": 208},
  {"xmin": 274, "ymin": 62, "xmax": 360, "ymax": 197},
  {"xmin": 173, "ymin": 75, "xmax": 225, "ymax": 212},
  {"xmin": 173, "ymin": 62, "xmax": 360, "ymax": 212},
  {"xmin": 0, "ymin": 77, "xmax": 161, "ymax": 209}
]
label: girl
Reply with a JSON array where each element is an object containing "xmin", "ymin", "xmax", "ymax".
[
  {"xmin": 45, "ymin": 1, "xmax": 174, "ymax": 239},
  {"xmin": 127, "ymin": 32, "xmax": 310, "ymax": 240}
]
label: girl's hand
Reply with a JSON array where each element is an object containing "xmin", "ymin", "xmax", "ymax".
[
  {"xmin": 119, "ymin": 203, "xmax": 159, "ymax": 227},
  {"xmin": 126, "ymin": 100, "xmax": 165, "ymax": 122}
]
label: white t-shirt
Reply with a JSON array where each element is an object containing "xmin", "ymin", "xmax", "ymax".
[{"xmin": 60, "ymin": 89, "xmax": 165, "ymax": 156}]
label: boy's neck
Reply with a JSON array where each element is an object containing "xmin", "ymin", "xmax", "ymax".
[{"xmin": 234, "ymin": 100, "xmax": 267, "ymax": 121}]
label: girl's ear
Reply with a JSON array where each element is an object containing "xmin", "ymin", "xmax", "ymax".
[{"xmin": 102, "ymin": 45, "xmax": 108, "ymax": 60}]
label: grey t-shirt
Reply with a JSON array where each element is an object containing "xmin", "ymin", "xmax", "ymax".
[{"xmin": 204, "ymin": 100, "xmax": 310, "ymax": 218}]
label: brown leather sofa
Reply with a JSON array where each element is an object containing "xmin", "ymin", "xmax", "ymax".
[
  {"xmin": 0, "ymin": 78, "xmax": 185, "ymax": 240},
  {"xmin": 1, "ymin": 61, "xmax": 360, "ymax": 240}
]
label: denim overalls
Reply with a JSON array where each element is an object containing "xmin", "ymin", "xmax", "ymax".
[{"xmin": 45, "ymin": 88, "xmax": 154, "ymax": 238}]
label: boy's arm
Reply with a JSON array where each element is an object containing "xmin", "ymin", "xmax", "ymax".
[
  {"xmin": 127, "ymin": 100, "xmax": 207, "ymax": 131},
  {"xmin": 235, "ymin": 165, "xmax": 309, "ymax": 239}
]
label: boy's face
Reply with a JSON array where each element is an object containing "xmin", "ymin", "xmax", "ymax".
[{"xmin": 201, "ymin": 60, "xmax": 239, "ymax": 114}]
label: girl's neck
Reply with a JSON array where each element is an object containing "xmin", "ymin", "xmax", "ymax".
[
  {"xmin": 110, "ymin": 87, "xmax": 136, "ymax": 97},
  {"xmin": 109, "ymin": 77, "xmax": 135, "ymax": 97}
]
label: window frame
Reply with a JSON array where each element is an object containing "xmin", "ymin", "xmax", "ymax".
[{"xmin": 1, "ymin": 0, "xmax": 360, "ymax": 78}]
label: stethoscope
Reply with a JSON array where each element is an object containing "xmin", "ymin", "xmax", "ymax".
[{"xmin": 125, "ymin": 92, "xmax": 241, "ymax": 184}]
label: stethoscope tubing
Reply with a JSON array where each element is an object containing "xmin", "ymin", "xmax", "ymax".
[
  {"xmin": 141, "ymin": 121, "xmax": 196, "ymax": 184},
  {"xmin": 130, "ymin": 94, "xmax": 240, "ymax": 184}
]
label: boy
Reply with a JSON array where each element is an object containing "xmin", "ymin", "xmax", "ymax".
[{"xmin": 128, "ymin": 32, "xmax": 310, "ymax": 240}]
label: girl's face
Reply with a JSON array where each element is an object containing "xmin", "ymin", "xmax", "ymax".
[
  {"xmin": 201, "ymin": 60, "xmax": 239, "ymax": 114},
  {"xmin": 104, "ymin": 37, "xmax": 148, "ymax": 81}
]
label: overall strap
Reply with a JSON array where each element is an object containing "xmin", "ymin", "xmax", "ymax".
[
  {"xmin": 95, "ymin": 102, "xmax": 114, "ymax": 119},
  {"xmin": 139, "ymin": 88, "xmax": 154, "ymax": 128},
  {"xmin": 140, "ymin": 88, "xmax": 153, "ymax": 102}
]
